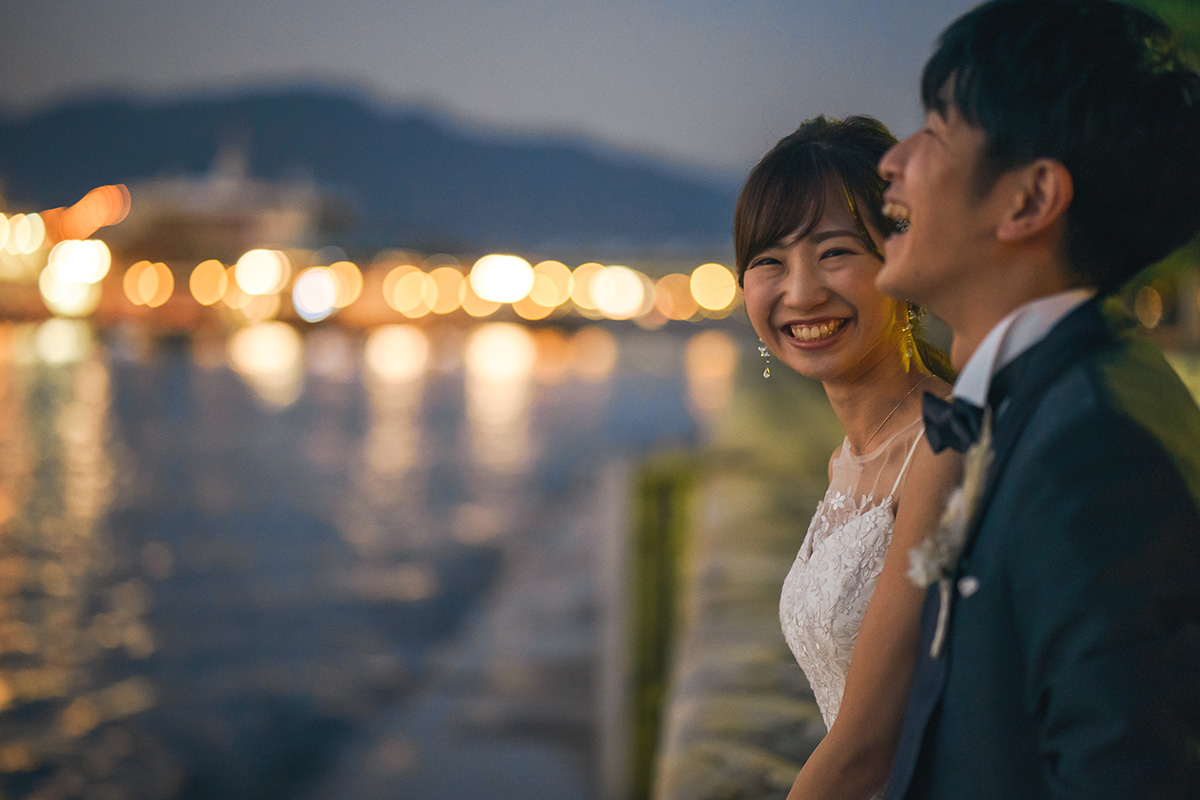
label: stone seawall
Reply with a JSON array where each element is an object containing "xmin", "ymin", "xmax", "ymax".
[{"xmin": 652, "ymin": 372, "xmax": 843, "ymax": 800}]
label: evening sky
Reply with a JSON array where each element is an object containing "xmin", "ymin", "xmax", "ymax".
[{"xmin": 0, "ymin": 0, "xmax": 980, "ymax": 178}]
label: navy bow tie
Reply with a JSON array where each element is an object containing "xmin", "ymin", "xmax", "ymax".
[{"xmin": 922, "ymin": 392, "xmax": 985, "ymax": 454}]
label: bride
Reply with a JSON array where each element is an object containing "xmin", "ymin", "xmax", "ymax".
[{"xmin": 735, "ymin": 115, "xmax": 961, "ymax": 800}]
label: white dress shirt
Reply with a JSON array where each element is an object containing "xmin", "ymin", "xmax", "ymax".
[{"xmin": 953, "ymin": 288, "xmax": 1097, "ymax": 408}]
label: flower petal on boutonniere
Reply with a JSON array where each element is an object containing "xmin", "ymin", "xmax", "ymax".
[{"xmin": 909, "ymin": 408, "xmax": 993, "ymax": 657}]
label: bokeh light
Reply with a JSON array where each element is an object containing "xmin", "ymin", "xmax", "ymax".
[
  {"xmin": 655, "ymin": 273, "xmax": 700, "ymax": 321},
  {"xmin": 292, "ymin": 267, "xmax": 339, "ymax": 323},
  {"xmin": 690, "ymin": 263, "xmax": 738, "ymax": 312},
  {"xmin": 328, "ymin": 261, "xmax": 364, "ymax": 308},
  {"xmin": 459, "ymin": 278, "xmax": 501, "ymax": 318},
  {"xmin": 465, "ymin": 323, "xmax": 537, "ymax": 384},
  {"xmin": 569, "ymin": 263, "xmax": 606, "ymax": 311},
  {"xmin": 364, "ymin": 324, "xmax": 430, "ymax": 384},
  {"xmin": 54, "ymin": 185, "xmax": 131, "ymax": 240},
  {"xmin": 428, "ymin": 267, "xmax": 464, "ymax": 315},
  {"xmin": 592, "ymin": 265, "xmax": 646, "ymax": 320},
  {"xmin": 45, "ymin": 240, "xmax": 111, "ymax": 284},
  {"xmin": 5, "ymin": 214, "xmax": 46, "ymax": 255},
  {"xmin": 190, "ymin": 260, "xmax": 229, "ymax": 306},
  {"xmin": 397, "ymin": 272, "xmax": 436, "ymax": 319},
  {"xmin": 464, "ymin": 323, "xmax": 537, "ymax": 472},
  {"xmin": 470, "ymin": 254, "xmax": 534, "ymax": 304},
  {"xmin": 531, "ymin": 328, "xmax": 573, "ymax": 384},
  {"xmin": 512, "ymin": 293, "xmax": 554, "ymax": 321},
  {"xmin": 227, "ymin": 321, "xmax": 304, "ymax": 407},
  {"xmin": 234, "ymin": 292, "xmax": 282, "ymax": 324},
  {"xmin": 571, "ymin": 326, "xmax": 618, "ymax": 381},
  {"xmin": 39, "ymin": 267, "xmax": 101, "ymax": 317},
  {"xmin": 685, "ymin": 329, "xmax": 738, "ymax": 417},
  {"xmin": 123, "ymin": 261, "xmax": 174, "ymax": 308},
  {"xmin": 34, "ymin": 318, "xmax": 92, "ymax": 366},
  {"xmin": 531, "ymin": 261, "xmax": 572, "ymax": 307},
  {"xmin": 234, "ymin": 249, "xmax": 290, "ymax": 296}
]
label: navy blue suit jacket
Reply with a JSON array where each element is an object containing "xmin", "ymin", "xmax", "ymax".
[{"xmin": 885, "ymin": 299, "xmax": 1200, "ymax": 799}]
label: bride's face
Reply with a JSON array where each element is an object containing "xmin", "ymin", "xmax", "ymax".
[{"xmin": 741, "ymin": 183, "xmax": 904, "ymax": 386}]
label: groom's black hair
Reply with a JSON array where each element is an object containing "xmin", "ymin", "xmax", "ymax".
[{"xmin": 923, "ymin": 0, "xmax": 1200, "ymax": 293}]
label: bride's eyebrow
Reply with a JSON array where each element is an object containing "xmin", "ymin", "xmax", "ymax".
[{"xmin": 809, "ymin": 229, "xmax": 863, "ymax": 245}]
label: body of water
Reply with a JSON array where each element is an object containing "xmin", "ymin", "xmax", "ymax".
[{"xmin": 0, "ymin": 317, "xmax": 743, "ymax": 800}]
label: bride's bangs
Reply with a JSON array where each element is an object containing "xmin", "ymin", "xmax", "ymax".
[{"xmin": 735, "ymin": 153, "xmax": 832, "ymax": 281}]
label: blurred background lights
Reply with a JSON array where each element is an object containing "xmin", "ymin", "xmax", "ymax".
[
  {"xmin": 592, "ymin": 265, "xmax": 646, "ymax": 320},
  {"xmin": 34, "ymin": 318, "xmax": 92, "ymax": 366},
  {"xmin": 233, "ymin": 291, "xmax": 282, "ymax": 324},
  {"xmin": 293, "ymin": 267, "xmax": 339, "ymax": 323},
  {"xmin": 531, "ymin": 328, "xmax": 573, "ymax": 384},
  {"xmin": 47, "ymin": 184, "xmax": 131, "ymax": 241},
  {"xmin": 512, "ymin": 292, "xmax": 554, "ymax": 321},
  {"xmin": 189, "ymin": 260, "xmax": 228, "ymax": 306},
  {"xmin": 531, "ymin": 261, "xmax": 572, "ymax": 307},
  {"xmin": 690, "ymin": 263, "xmax": 737, "ymax": 312},
  {"xmin": 655, "ymin": 273, "xmax": 699, "ymax": 321},
  {"xmin": 428, "ymin": 267, "xmax": 464, "ymax": 314},
  {"xmin": 571, "ymin": 326, "xmax": 618, "ymax": 381},
  {"xmin": 227, "ymin": 321, "xmax": 304, "ymax": 407},
  {"xmin": 685, "ymin": 329, "xmax": 738, "ymax": 416},
  {"xmin": 382, "ymin": 265, "xmax": 418, "ymax": 312},
  {"xmin": 459, "ymin": 278, "xmax": 502, "ymax": 318},
  {"xmin": 123, "ymin": 261, "xmax": 174, "ymax": 308},
  {"xmin": 328, "ymin": 261, "xmax": 363, "ymax": 308},
  {"xmin": 38, "ymin": 266, "xmax": 102, "ymax": 317},
  {"xmin": 396, "ymin": 271, "xmax": 437, "ymax": 318},
  {"xmin": 365, "ymin": 324, "xmax": 430, "ymax": 384},
  {"xmin": 5, "ymin": 213, "xmax": 46, "ymax": 255},
  {"xmin": 234, "ymin": 249, "xmax": 290, "ymax": 296},
  {"xmin": 465, "ymin": 322, "xmax": 537, "ymax": 384},
  {"xmin": 569, "ymin": 263, "xmax": 605, "ymax": 311},
  {"xmin": 46, "ymin": 240, "xmax": 111, "ymax": 284},
  {"xmin": 469, "ymin": 254, "xmax": 534, "ymax": 303}
]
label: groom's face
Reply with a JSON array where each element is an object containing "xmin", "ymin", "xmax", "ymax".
[{"xmin": 875, "ymin": 103, "xmax": 1003, "ymax": 319}]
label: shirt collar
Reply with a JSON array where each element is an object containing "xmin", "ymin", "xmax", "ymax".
[{"xmin": 953, "ymin": 288, "xmax": 1096, "ymax": 407}]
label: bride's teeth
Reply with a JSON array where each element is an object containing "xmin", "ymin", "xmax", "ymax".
[
  {"xmin": 882, "ymin": 202, "xmax": 911, "ymax": 231},
  {"xmin": 790, "ymin": 320, "xmax": 844, "ymax": 341}
]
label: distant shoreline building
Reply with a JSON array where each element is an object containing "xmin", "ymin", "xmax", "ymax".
[{"xmin": 107, "ymin": 144, "xmax": 352, "ymax": 265}]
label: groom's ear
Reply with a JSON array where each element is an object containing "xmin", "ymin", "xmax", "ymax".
[{"xmin": 995, "ymin": 158, "xmax": 1073, "ymax": 243}]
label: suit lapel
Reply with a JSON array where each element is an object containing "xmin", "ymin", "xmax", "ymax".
[{"xmin": 959, "ymin": 298, "xmax": 1116, "ymax": 565}]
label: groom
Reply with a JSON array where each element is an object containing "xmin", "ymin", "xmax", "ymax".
[{"xmin": 875, "ymin": 1, "xmax": 1200, "ymax": 797}]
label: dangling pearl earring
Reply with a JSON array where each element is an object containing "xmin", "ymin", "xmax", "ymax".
[{"xmin": 758, "ymin": 338, "xmax": 771, "ymax": 378}]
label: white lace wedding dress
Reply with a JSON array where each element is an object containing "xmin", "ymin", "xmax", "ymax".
[{"xmin": 780, "ymin": 416, "xmax": 925, "ymax": 732}]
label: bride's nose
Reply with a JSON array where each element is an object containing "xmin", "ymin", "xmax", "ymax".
[{"xmin": 781, "ymin": 260, "xmax": 830, "ymax": 308}]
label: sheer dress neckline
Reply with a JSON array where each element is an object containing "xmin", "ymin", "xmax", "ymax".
[{"xmin": 840, "ymin": 415, "xmax": 924, "ymax": 463}]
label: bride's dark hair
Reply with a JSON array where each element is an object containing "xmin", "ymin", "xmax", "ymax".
[{"xmin": 734, "ymin": 114, "xmax": 955, "ymax": 383}]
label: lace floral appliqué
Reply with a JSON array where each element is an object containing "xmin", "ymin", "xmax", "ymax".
[{"xmin": 780, "ymin": 490, "xmax": 895, "ymax": 729}]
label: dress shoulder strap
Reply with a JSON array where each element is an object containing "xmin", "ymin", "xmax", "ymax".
[{"xmin": 888, "ymin": 429, "xmax": 926, "ymax": 497}]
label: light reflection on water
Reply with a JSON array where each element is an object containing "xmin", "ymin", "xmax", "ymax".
[{"xmin": 0, "ymin": 318, "xmax": 740, "ymax": 800}]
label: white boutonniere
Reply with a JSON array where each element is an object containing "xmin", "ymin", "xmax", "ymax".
[{"xmin": 908, "ymin": 407, "xmax": 993, "ymax": 657}]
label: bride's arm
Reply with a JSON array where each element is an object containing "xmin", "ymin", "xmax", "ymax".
[{"xmin": 786, "ymin": 442, "xmax": 962, "ymax": 800}]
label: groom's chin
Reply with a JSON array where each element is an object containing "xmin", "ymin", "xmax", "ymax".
[{"xmin": 875, "ymin": 256, "xmax": 913, "ymax": 303}]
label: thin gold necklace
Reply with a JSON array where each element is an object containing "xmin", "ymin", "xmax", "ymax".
[{"xmin": 857, "ymin": 374, "xmax": 932, "ymax": 454}]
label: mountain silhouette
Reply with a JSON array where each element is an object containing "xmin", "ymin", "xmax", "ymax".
[{"xmin": 0, "ymin": 87, "xmax": 738, "ymax": 254}]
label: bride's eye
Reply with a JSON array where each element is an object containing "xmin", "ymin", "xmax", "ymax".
[
  {"xmin": 819, "ymin": 246, "xmax": 858, "ymax": 262},
  {"xmin": 746, "ymin": 255, "xmax": 780, "ymax": 271}
]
